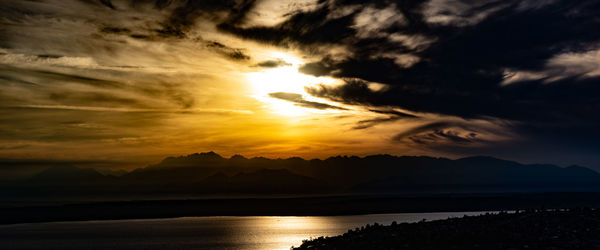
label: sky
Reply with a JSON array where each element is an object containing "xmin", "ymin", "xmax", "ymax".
[{"xmin": 0, "ymin": 0, "xmax": 599, "ymax": 170}]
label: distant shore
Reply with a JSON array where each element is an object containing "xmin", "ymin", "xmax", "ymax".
[
  {"xmin": 293, "ymin": 208, "xmax": 600, "ymax": 249},
  {"xmin": 2, "ymin": 192, "xmax": 600, "ymax": 224}
]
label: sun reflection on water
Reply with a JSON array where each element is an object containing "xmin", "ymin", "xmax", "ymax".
[{"xmin": 235, "ymin": 216, "xmax": 345, "ymax": 250}]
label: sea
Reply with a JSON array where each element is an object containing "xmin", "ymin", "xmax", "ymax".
[{"xmin": 0, "ymin": 211, "xmax": 491, "ymax": 250}]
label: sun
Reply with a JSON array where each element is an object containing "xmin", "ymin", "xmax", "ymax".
[{"xmin": 246, "ymin": 52, "xmax": 342, "ymax": 117}]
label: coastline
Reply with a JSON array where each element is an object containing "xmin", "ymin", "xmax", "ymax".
[{"xmin": 293, "ymin": 208, "xmax": 600, "ymax": 249}]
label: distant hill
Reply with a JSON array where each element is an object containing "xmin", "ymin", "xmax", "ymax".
[
  {"xmin": 197, "ymin": 169, "xmax": 330, "ymax": 193},
  {"xmin": 352, "ymin": 156, "xmax": 600, "ymax": 193},
  {"xmin": 30, "ymin": 165, "xmax": 106, "ymax": 183},
  {"xmin": 1, "ymin": 152, "xmax": 599, "ymax": 198}
]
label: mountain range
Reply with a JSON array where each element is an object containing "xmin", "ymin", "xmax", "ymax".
[{"xmin": 2, "ymin": 152, "xmax": 599, "ymax": 199}]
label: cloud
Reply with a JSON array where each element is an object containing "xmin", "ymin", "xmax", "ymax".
[
  {"xmin": 0, "ymin": 65, "xmax": 196, "ymax": 109},
  {"xmin": 353, "ymin": 116, "xmax": 404, "ymax": 130},
  {"xmin": 298, "ymin": 58, "xmax": 336, "ymax": 76},
  {"xmin": 353, "ymin": 109, "xmax": 417, "ymax": 129},
  {"xmin": 392, "ymin": 119, "xmax": 513, "ymax": 148},
  {"xmin": 368, "ymin": 109, "xmax": 417, "ymax": 118},
  {"xmin": 206, "ymin": 41, "xmax": 251, "ymax": 61},
  {"xmin": 502, "ymin": 49, "xmax": 600, "ymax": 85},
  {"xmin": 352, "ymin": 4, "xmax": 406, "ymax": 38},
  {"xmin": 393, "ymin": 122, "xmax": 458, "ymax": 141},
  {"xmin": 218, "ymin": 0, "xmax": 600, "ymax": 125},
  {"xmin": 100, "ymin": 26, "xmax": 131, "ymax": 35},
  {"xmin": 99, "ymin": 0, "xmax": 117, "ymax": 10},
  {"xmin": 242, "ymin": 0, "xmax": 319, "ymax": 27},
  {"xmin": 305, "ymin": 78, "xmax": 382, "ymax": 105},
  {"xmin": 281, "ymin": 0, "xmax": 600, "ymax": 145},
  {"xmin": 6, "ymin": 105, "xmax": 253, "ymax": 114},
  {"xmin": 0, "ymin": 75, "xmax": 38, "ymax": 86},
  {"xmin": 48, "ymin": 91, "xmax": 144, "ymax": 107},
  {"xmin": 409, "ymin": 129, "xmax": 479, "ymax": 145},
  {"xmin": 268, "ymin": 92, "xmax": 347, "ymax": 110},
  {"xmin": 253, "ymin": 59, "xmax": 291, "ymax": 68},
  {"xmin": 423, "ymin": 0, "xmax": 509, "ymax": 26},
  {"xmin": 1, "ymin": 52, "xmax": 99, "ymax": 69},
  {"xmin": 158, "ymin": 0, "xmax": 256, "ymax": 38},
  {"xmin": 217, "ymin": 1, "xmax": 359, "ymax": 47}
]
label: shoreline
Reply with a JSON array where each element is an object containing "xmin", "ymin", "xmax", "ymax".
[{"xmin": 293, "ymin": 208, "xmax": 600, "ymax": 249}]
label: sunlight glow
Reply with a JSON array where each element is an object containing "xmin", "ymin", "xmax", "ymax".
[{"xmin": 246, "ymin": 53, "xmax": 343, "ymax": 116}]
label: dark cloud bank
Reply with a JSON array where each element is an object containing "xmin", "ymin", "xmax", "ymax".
[
  {"xmin": 212, "ymin": 0, "xmax": 600, "ymax": 165},
  {"xmin": 220, "ymin": 0, "xmax": 600, "ymax": 121}
]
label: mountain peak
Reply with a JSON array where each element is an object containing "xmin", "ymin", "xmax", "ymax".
[
  {"xmin": 179, "ymin": 151, "xmax": 223, "ymax": 161},
  {"xmin": 230, "ymin": 154, "xmax": 247, "ymax": 160},
  {"xmin": 194, "ymin": 151, "xmax": 223, "ymax": 158},
  {"xmin": 457, "ymin": 155, "xmax": 518, "ymax": 165},
  {"xmin": 153, "ymin": 151, "xmax": 225, "ymax": 168}
]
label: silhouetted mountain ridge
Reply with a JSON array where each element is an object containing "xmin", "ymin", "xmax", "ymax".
[
  {"xmin": 30, "ymin": 165, "xmax": 107, "ymax": 183},
  {"xmin": 2, "ymin": 153, "xmax": 599, "ymax": 197}
]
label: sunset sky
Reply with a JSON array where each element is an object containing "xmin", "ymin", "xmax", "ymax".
[{"xmin": 1, "ymin": 0, "xmax": 599, "ymax": 170}]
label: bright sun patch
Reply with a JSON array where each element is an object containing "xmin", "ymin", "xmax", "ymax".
[{"xmin": 246, "ymin": 52, "xmax": 343, "ymax": 116}]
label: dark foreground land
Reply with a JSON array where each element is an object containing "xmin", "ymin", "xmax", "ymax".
[
  {"xmin": 294, "ymin": 208, "xmax": 600, "ymax": 250},
  {"xmin": 2, "ymin": 192, "xmax": 600, "ymax": 224}
]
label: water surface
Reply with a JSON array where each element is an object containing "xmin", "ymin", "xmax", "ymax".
[{"xmin": 0, "ymin": 212, "xmax": 490, "ymax": 249}]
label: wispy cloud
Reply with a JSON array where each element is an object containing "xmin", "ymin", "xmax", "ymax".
[
  {"xmin": 8, "ymin": 105, "xmax": 254, "ymax": 114},
  {"xmin": 268, "ymin": 92, "xmax": 348, "ymax": 110}
]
